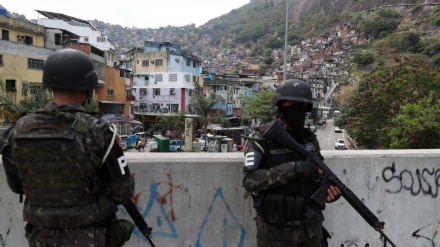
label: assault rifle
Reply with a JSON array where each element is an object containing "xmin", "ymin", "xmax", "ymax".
[
  {"xmin": 262, "ymin": 120, "xmax": 396, "ymax": 247},
  {"xmin": 123, "ymin": 200, "xmax": 155, "ymax": 247}
]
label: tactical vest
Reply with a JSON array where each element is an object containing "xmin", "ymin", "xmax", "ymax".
[
  {"xmin": 11, "ymin": 109, "xmax": 104, "ymax": 207},
  {"xmin": 254, "ymin": 130, "xmax": 324, "ymax": 225}
]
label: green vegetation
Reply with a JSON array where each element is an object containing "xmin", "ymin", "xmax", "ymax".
[
  {"xmin": 354, "ymin": 9, "xmax": 402, "ymax": 39},
  {"xmin": 0, "ymin": 80, "xmax": 52, "ymax": 123},
  {"xmin": 242, "ymin": 90, "xmax": 276, "ymax": 124},
  {"xmin": 338, "ymin": 56, "xmax": 440, "ymax": 149},
  {"xmin": 353, "ymin": 49, "xmax": 375, "ymax": 66},
  {"xmin": 188, "ymin": 93, "xmax": 224, "ymax": 135}
]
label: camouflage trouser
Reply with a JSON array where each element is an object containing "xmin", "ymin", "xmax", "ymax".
[
  {"xmin": 25, "ymin": 224, "xmax": 107, "ymax": 247},
  {"xmin": 255, "ymin": 215, "xmax": 324, "ymax": 247}
]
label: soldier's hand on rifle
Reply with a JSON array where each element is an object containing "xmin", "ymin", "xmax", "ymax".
[
  {"xmin": 326, "ymin": 184, "xmax": 341, "ymax": 203},
  {"xmin": 317, "ymin": 169, "xmax": 342, "ymax": 203}
]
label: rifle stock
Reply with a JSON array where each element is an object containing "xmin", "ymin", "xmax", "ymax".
[
  {"xmin": 262, "ymin": 120, "xmax": 396, "ymax": 247},
  {"xmin": 123, "ymin": 200, "xmax": 155, "ymax": 247}
]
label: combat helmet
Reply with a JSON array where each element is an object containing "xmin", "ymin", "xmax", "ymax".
[
  {"xmin": 271, "ymin": 79, "xmax": 313, "ymax": 111},
  {"xmin": 43, "ymin": 49, "xmax": 98, "ymax": 92}
]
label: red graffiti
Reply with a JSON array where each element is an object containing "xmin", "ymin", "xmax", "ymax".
[{"xmin": 156, "ymin": 172, "xmax": 191, "ymax": 222}]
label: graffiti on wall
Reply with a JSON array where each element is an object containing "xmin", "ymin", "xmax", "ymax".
[
  {"xmin": 127, "ymin": 180, "xmax": 246, "ymax": 246},
  {"xmin": 195, "ymin": 188, "xmax": 246, "ymax": 247},
  {"xmin": 382, "ymin": 161, "xmax": 440, "ymax": 198}
]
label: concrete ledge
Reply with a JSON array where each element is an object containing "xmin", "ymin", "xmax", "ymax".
[{"xmin": 1, "ymin": 150, "xmax": 439, "ymax": 246}]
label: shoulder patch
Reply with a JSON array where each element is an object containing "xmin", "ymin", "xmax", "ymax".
[
  {"xmin": 243, "ymin": 139, "xmax": 251, "ymax": 153},
  {"xmin": 115, "ymin": 135, "xmax": 122, "ymax": 148}
]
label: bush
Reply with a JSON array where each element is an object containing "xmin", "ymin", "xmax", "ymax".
[
  {"xmin": 423, "ymin": 41, "xmax": 440, "ymax": 57},
  {"xmin": 432, "ymin": 54, "xmax": 440, "ymax": 68},
  {"xmin": 353, "ymin": 49, "xmax": 375, "ymax": 66},
  {"xmin": 432, "ymin": 17, "xmax": 440, "ymax": 26}
]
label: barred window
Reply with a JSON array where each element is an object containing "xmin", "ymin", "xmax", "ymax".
[
  {"xmin": 0, "ymin": 54, "xmax": 3, "ymax": 66},
  {"xmin": 155, "ymin": 74, "xmax": 163, "ymax": 81},
  {"xmin": 153, "ymin": 88, "xmax": 160, "ymax": 96},
  {"xmin": 155, "ymin": 59, "xmax": 163, "ymax": 66},
  {"xmin": 169, "ymin": 74, "xmax": 177, "ymax": 81},
  {"xmin": 28, "ymin": 59, "xmax": 44, "ymax": 70},
  {"xmin": 142, "ymin": 60, "xmax": 149, "ymax": 67},
  {"xmin": 107, "ymin": 89, "xmax": 114, "ymax": 96},
  {"xmin": 170, "ymin": 88, "xmax": 175, "ymax": 95}
]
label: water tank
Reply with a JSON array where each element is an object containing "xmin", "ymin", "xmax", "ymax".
[{"xmin": 0, "ymin": 8, "xmax": 7, "ymax": 16}]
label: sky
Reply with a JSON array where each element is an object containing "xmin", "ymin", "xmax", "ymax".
[{"xmin": 1, "ymin": 0, "xmax": 250, "ymax": 29}]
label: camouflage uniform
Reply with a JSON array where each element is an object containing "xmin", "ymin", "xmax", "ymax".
[
  {"xmin": 243, "ymin": 123, "xmax": 329, "ymax": 247},
  {"xmin": 1, "ymin": 101, "xmax": 135, "ymax": 247}
]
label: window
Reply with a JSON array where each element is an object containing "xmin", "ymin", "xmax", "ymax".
[
  {"xmin": 153, "ymin": 88, "xmax": 160, "ymax": 96},
  {"xmin": 6, "ymin": 80, "xmax": 16, "ymax": 92},
  {"xmin": 120, "ymin": 70, "xmax": 124, "ymax": 77},
  {"xmin": 55, "ymin": 34, "xmax": 62, "ymax": 45},
  {"xmin": 188, "ymin": 89, "xmax": 194, "ymax": 96},
  {"xmin": 2, "ymin": 30, "xmax": 9, "ymax": 41},
  {"xmin": 155, "ymin": 59, "xmax": 163, "ymax": 66},
  {"xmin": 28, "ymin": 59, "xmax": 44, "ymax": 70},
  {"xmin": 185, "ymin": 74, "xmax": 191, "ymax": 82},
  {"xmin": 107, "ymin": 89, "xmax": 114, "ymax": 96},
  {"xmin": 24, "ymin": 36, "xmax": 33, "ymax": 45},
  {"xmin": 170, "ymin": 88, "xmax": 175, "ymax": 95},
  {"xmin": 142, "ymin": 60, "xmax": 149, "ymax": 67},
  {"xmin": 144, "ymin": 74, "xmax": 149, "ymax": 81},
  {"xmin": 169, "ymin": 74, "xmax": 177, "ymax": 81},
  {"xmin": 84, "ymin": 37, "xmax": 89, "ymax": 42},
  {"xmin": 192, "ymin": 75, "xmax": 197, "ymax": 82},
  {"xmin": 97, "ymin": 37, "xmax": 106, "ymax": 42},
  {"xmin": 186, "ymin": 59, "xmax": 191, "ymax": 66},
  {"xmin": 0, "ymin": 55, "xmax": 3, "ymax": 66},
  {"xmin": 140, "ymin": 88, "xmax": 147, "ymax": 96},
  {"xmin": 192, "ymin": 61, "xmax": 197, "ymax": 68},
  {"xmin": 155, "ymin": 74, "xmax": 163, "ymax": 81}
]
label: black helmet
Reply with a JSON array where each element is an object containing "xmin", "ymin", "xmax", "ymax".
[
  {"xmin": 43, "ymin": 49, "xmax": 98, "ymax": 92},
  {"xmin": 271, "ymin": 79, "xmax": 313, "ymax": 111}
]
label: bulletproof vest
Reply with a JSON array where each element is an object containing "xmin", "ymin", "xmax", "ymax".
[
  {"xmin": 11, "ymin": 109, "xmax": 104, "ymax": 207},
  {"xmin": 265, "ymin": 130, "xmax": 322, "ymax": 196},
  {"xmin": 254, "ymin": 130, "xmax": 324, "ymax": 224}
]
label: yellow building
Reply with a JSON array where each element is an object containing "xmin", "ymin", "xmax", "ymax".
[{"xmin": 0, "ymin": 14, "xmax": 52, "ymax": 104}]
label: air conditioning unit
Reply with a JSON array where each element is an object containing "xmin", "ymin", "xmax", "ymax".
[
  {"xmin": 175, "ymin": 58, "xmax": 180, "ymax": 62},
  {"xmin": 20, "ymin": 35, "xmax": 25, "ymax": 39},
  {"xmin": 154, "ymin": 82, "xmax": 157, "ymax": 84},
  {"xmin": 16, "ymin": 34, "xmax": 21, "ymax": 39},
  {"xmin": 150, "ymin": 60, "xmax": 155, "ymax": 64}
]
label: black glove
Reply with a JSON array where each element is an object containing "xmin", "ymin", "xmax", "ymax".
[{"xmin": 294, "ymin": 161, "xmax": 317, "ymax": 180}]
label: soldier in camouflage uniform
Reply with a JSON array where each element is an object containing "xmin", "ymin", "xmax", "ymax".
[
  {"xmin": 243, "ymin": 79, "xmax": 341, "ymax": 247},
  {"xmin": 1, "ymin": 49, "xmax": 135, "ymax": 247}
]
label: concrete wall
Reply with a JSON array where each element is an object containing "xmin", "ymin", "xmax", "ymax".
[{"xmin": 1, "ymin": 150, "xmax": 440, "ymax": 246}]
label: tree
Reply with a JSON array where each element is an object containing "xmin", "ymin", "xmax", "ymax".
[
  {"xmin": 188, "ymin": 93, "xmax": 223, "ymax": 136},
  {"xmin": 340, "ymin": 56, "xmax": 440, "ymax": 149},
  {"xmin": 242, "ymin": 89, "xmax": 276, "ymax": 125},
  {"xmin": 353, "ymin": 49, "xmax": 375, "ymax": 66},
  {"xmin": 0, "ymin": 81, "xmax": 52, "ymax": 123},
  {"xmin": 389, "ymin": 91, "xmax": 440, "ymax": 149},
  {"xmin": 153, "ymin": 111, "xmax": 187, "ymax": 138}
]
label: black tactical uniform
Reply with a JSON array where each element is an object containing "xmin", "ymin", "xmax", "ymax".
[
  {"xmin": 243, "ymin": 79, "xmax": 333, "ymax": 247},
  {"xmin": 1, "ymin": 49, "xmax": 135, "ymax": 247}
]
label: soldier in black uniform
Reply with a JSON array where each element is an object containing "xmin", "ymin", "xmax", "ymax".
[
  {"xmin": 1, "ymin": 49, "xmax": 135, "ymax": 247},
  {"xmin": 243, "ymin": 79, "xmax": 341, "ymax": 247}
]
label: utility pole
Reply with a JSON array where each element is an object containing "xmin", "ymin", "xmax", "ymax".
[{"xmin": 283, "ymin": 0, "xmax": 289, "ymax": 82}]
